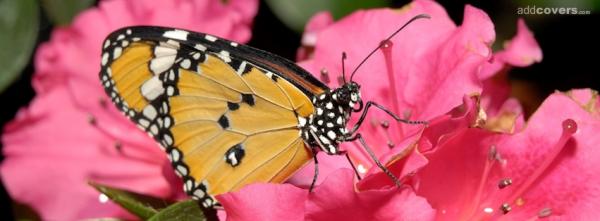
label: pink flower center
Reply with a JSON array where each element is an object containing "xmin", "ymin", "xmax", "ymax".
[{"xmin": 459, "ymin": 119, "xmax": 577, "ymax": 220}]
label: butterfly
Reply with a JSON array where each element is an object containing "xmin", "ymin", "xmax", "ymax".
[{"xmin": 99, "ymin": 14, "xmax": 429, "ymax": 209}]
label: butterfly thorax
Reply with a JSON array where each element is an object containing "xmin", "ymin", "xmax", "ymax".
[{"xmin": 299, "ymin": 82, "xmax": 362, "ymax": 155}]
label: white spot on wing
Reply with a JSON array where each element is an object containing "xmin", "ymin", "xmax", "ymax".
[
  {"xmin": 140, "ymin": 76, "xmax": 165, "ymax": 101},
  {"xmin": 204, "ymin": 34, "xmax": 217, "ymax": 42},
  {"xmin": 168, "ymin": 70, "xmax": 175, "ymax": 81},
  {"xmin": 150, "ymin": 45, "xmax": 178, "ymax": 74},
  {"xmin": 150, "ymin": 56, "xmax": 176, "ymax": 74},
  {"xmin": 218, "ymin": 50, "xmax": 231, "ymax": 63},
  {"xmin": 171, "ymin": 150, "xmax": 180, "ymax": 162},
  {"xmin": 101, "ymin": 52, "xmax": 109, "ymax": 66},
  {"xmin": 163, "ymin": 29, "xmax": 189, "ymax": 41},
  {"xmin": 143, "ymin": 105, "xmax": 158, "ymax": 120},
  {"xmin": 227, "ymin": 153, "xmax": 238, "ymax": 166},
  {"xmin": 265, "ymin": 71, "xmax": 273, "ymax": 78},
  {"xmin": 164, "ymin": 117, "xmax": 171, "ymax": 128},
  {"xmin": 195, "ymin": 44, "xmax": 207, "ymax": 51},
  {"xmin": 163, "ymin": 134, "xmax": 173, "ymax": 146},
  {"xmin": 138, "ymin": 118, "xmax": 150, "ymax": 128},
  {"xmin": 166, "ymin": 86, "xmax": 175, "ymax": 96},
  {"xmin": 236, "ymin": 61, "xmax": 247, "ymax": 75},
  {"xmin": 194, "ymin": 189, "xmax": 205, "ymax": 199},
  {"xmin": 177, "ymin": 165, "xmax": 188, "ymax": 176},
  {"xmin": 113, "ymin": 47, "xmax": 123, "ymax": 59},
  {"xmin": 230, "ymin": 42, "xmax": 239, "ymax": 47},
  {"xmin": 180, "ymin": 59, "xmax": 191, "ymax": 69},
  {"xmin": 298, "ymin": 117, "xmax": 307, "ymax": 126},
  {"xmin": 149, "ymin": 124, "xmax": 159, "ymax": 135}
]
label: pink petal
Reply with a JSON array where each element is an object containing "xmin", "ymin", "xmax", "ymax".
[
  {"xmin": 297, "ymin": 2, "xmax": 494, "ymax": 170},
  {"xmin": 495, "ymin": 19, "xmax": 542, "ymax": 68},
  {"xmin": 217, "ymin": 183, "xmax": 308, "ymax": 221},
  {"xmin": 1, "ymin": 88, "xmax": 171, "ymax": 219},
  {"xmin": 296, "ymin": 11, "xmax": 334, "ymax": 61},
  {"xmin": 286, "ymin": 154, "xmax": 351, "ymax": 188},
  {"xmin": 494, "ymin": 91, "xmax": 600, "ymax": 220},
  {"xmin": 565, "ymin": 88, "xmax": 600, "ymax": 116},
  {"xmin": 412, "ymin": 89, "xmax": 600, "ymax": 220},
  {"xmin": 306, "ymin": 169, "xmax": 435, "ymax": 221},
  {"xmin": 358, "ymin": 95, "xmax": 483, "ymax": 190},
  {"xmin": 219, "ymin": 169, "xmax": 436, "ymax": 221},
  {"xmin": 480, "ymin": 19, "xmax": 541, "ymax": 124}
]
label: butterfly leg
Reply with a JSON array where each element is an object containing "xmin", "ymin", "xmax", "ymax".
[
  {"xmin": 308, "ymin": 130, "xmax": 330, "ymax": 192},
  {"xmin": 349, "ymin": 101, "xmax": 427, "ymax": 135},
  {"xmin": 345, "ymin": 133, "xmax": 401, "ymax": 187},
  {"xmin": 344, "ymin": 152, "xmax": 362, "ymax": 180},
  {"xmin": 309, "ymin": 146, "xmax": 319, "ymax": 192}
]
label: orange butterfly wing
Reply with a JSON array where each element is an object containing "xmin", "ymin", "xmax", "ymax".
[{"xmin": 100, "ymin": 27, "xmax": 325, "ymax": 207}]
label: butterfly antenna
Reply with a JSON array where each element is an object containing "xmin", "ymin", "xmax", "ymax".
[
  {"xmin": 341, "ymin": 52, "xmax": 348, "ymax": 84},
  {"xmin": 349, "ymin": 14, "xmax": 430, "ymax": 82}
]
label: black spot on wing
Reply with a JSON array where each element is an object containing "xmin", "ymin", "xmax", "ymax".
[
  {"xmin": 218, "ymin": 114, "xmax": 229, "ymax": 129},
  {"xmin": 270, "ymin": 73, "xmax": 278, "ymax": 82},
  {"xmin": 227, "ymin": 102, "xmax": 240, "ymax": 111},
  {"xmin": 241, "ymin": 94, "xmax": 254, "ymax": 106},
  {"xmin": 224, "ymin": 144, "xmax": 245, "ymax": 167}
]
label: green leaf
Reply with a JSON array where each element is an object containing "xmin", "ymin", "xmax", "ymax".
[
  {"xmin": 0, "ymin": 0, "xmax": 39, "ymax": 94},
  {"xmin": 265, "ymin": 0, "xmax": 389, "ymax": 32},
  {"xmin": 90, "ymin": 181, "xmax": 165, "ymax": 220},
  {"xmin": 41, "ymin": 0, "xmax": 94, "ymax": 25},
  {"xmin": 149, "ymin": 200, "xmax": 206, "ymax": 221}
]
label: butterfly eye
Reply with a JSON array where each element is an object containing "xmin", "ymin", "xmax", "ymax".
[{"xmin": 350, "ymin": 92, "xmax": 358, "ymax": 102}]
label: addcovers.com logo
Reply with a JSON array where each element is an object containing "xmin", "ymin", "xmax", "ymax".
[{"xmin": 517, "ymin": 5, "xmax": 592, "ymax": 15}]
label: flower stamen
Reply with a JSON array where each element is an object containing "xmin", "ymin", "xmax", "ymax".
[
  {"xmin": 320, "ymin": 68, "xmax": 330, "ymax": 84},
  {"xmin": 87, "ymin": 114, "xmax": 97, "ymax": 125},
  {"xmin": 506, "ymin": 119, "xmax": 577, "ymax": 205},
  {"xmin": 500, "ymin": 203, "xmax": 512, "ymax": 214},
  {"xmin": 498, "ymin": 178, "xmax": 512, "ymax": 189},
  {"xmin": 464, "ymin": 145, "xmax": 500, "ymax": 219},
  {"xmin": 538, "ymin": 207, "xmax": 552, "ymax": 218},
  {"xmin": 99, "ymin": 97, "xmax": 108, "ymax": 108},
  {"xmin": 379, "ymin": 39, "xmax": 408, "ymax": 140}
]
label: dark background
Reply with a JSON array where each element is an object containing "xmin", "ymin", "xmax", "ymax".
[{"xmin": 1, "ymin": 0, "xmax": 598, "ymax": 219}]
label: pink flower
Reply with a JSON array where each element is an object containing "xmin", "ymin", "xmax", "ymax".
[
  {"xmin": 296, "ymin": 11, "xmax": 334, "ymax": 62},
  {"xmin": 0, "ymin": 0, "xmax": 257, "ymax": 220},
  {"xmin": 481, "ymin": 19, "xmax": 542, "ymax": 133},
  {"xmin": 218, "ymin": 169, "xmax": 436, "ymax": 221},
  {"xmin": 412, "ymin": 89, "xmax": 600, "ymax": 220},
  {"xmin": 294, "ymin": 0, "xmax": 497, "ymax": 185}
]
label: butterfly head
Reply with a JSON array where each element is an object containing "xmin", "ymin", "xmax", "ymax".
[{"xmin": 334, "ymin": 82, "xmax": 363, "ymax": 112}]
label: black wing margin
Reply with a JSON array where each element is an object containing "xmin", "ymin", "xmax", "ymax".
[{"xmin": 105, "ymin": 26, "xmax": 330, "ymax": 96}]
